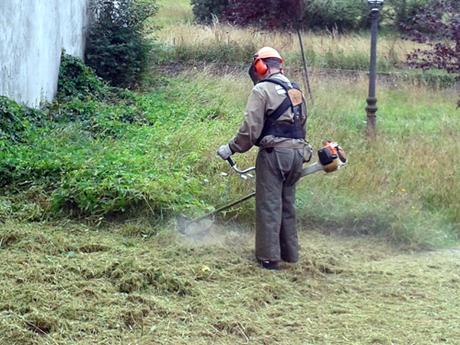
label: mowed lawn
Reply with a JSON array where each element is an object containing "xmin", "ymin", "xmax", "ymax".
[{"xmin": 1, "ymin": 221, "xmax": 459, "ymax": 344}]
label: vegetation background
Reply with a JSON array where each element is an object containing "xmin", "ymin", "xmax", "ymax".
[{"xmin": 0, "ymin": 0, "xmax": 459, "ymax": 344}]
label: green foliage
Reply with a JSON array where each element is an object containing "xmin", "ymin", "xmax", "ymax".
[
  {"xmin": 304, "ymin": 0, "xmax": 368, "ymax": 31},
  {"xmin": 0, "ymin": 54, "xmax": 458, "ymax": 246},
  {"xmin": 57, "ymin": 52, "xmax": 109, "ymax": 102},
  {"xmin": 191, "ymin": 0, "xmax": 229, "ymax": 24},
  {"xmin": 53, "ymin": 54, "xmax": 150, "ymax": 133},
  {"xmin": 0, "ymin": 84, "xmax": 217, "ymax": 218},
  {"xmin": 85, "ymin": 0, "xmax": 158, "ymax": 87},
  {"xmin": 386, "ymin": 0, "xmax": 430, "ymax": 30},
  {"xmin": 0, "ymin": 97, "xmax": 44, "ymax": 143}
]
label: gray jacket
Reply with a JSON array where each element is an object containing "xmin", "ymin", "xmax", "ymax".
[{"xmin": 229, "ymin": 73, "xmax": 307, "ymax": 153}]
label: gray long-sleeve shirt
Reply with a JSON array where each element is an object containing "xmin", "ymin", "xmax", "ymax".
[{"xmin": 229, "ymin": 73, "xmax": 307, "ymax": 153}]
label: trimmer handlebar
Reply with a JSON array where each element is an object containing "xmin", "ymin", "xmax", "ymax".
[
  {"xmin": 227, "ymin": 157, "xmax": 256, "ymax": 175},
  {"xmin": 227, "ymin": 156, "xmax": 345, "ymax": 178}
]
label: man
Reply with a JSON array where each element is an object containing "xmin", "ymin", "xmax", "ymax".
[{"xmin": 217, "ymin": 47, "xmax": 310, "ymax": 270}]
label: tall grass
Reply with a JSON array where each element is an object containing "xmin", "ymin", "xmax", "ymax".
[
  {"xmin": 153, "ymin": 19, "xmax": 424, "ymax": 72},
  {"xmin": 1, "ymin": 63, "xmax": 458, "ymax": 247},
  {"xmin": 165, "ymin": 69, "xmax": 460, "ymax": 248},
  {"xmin": 151, "ymin": 1, "xmax": 455, "ymax": 85}
]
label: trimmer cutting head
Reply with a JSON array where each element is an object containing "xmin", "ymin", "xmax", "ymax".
[{"xmin": 176, "ymin": 214, "xmax": 215, "ymax": 237}]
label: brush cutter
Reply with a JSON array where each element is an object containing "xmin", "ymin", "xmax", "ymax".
[{"xmin": 177, "ymin": 141, "xmax": 347, "ymax": 233}]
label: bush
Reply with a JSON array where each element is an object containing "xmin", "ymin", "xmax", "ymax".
[
  {"xmin": 57, "ymin": 53, "xmax": 110, "ymax": 102},
  {"xmin": 0, "ymin": 97, "xmax": 44, "ymax": 143},
  {"xmin": 190, "ymin": 0, "xmax": 437, "ymax": 32},
  {"xmin": 191, "ymin": 0, "xmax": 229, "ymax": 24},
  {"xmin": 193, "ymin": 0, "xmax": 367, "ymax": 31},
  {"xmin": 303, "ymin": 0, "xmax": 368, "ymax": 31},
  {"xmin": 404, "ymin": 0, "xmax": 460, "ymax": 105},
  {"xmin": 222, "ymin": 0, "xmax": 303, "ymax": 29},
  {"xmin": 85, "ymin": 0, "xmax": 157, "ymax": 88},
  {"xmin": 386, "ymin": 0, "xmax": 430, "ymax": 30}
]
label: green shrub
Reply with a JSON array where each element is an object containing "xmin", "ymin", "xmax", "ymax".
[
  {"xmin": 85, "ymin": 0, "xmax": 158, "ymax": 88},
  {"xmin": 304, "ymin": 0, "xmax": 368, "ymax": 31},
  {"xmin": 191, "ymin": 0, "xmax": 229, "ymax": 24},
  {"xmin": 0, "ymin": 97, "xmax": 44, "ymax": 143},
  {"xmin": 52, "ymin": 54, "xmax": 150, "ymax": 133},
  {"xmin": 57, "ymin": 53, "xmax": 109, "ymax": 102},
  {"xmin": 385, "ymin": 0, "xmax": 430, "ymax": 30}
]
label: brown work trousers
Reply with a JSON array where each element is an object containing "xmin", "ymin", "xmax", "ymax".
[{"xmin": 255, "ymin": 147, "xmax": 304, "ymax": 263}]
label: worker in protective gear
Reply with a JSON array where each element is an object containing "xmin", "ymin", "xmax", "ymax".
[{"xmin": 217, "ymin": 47, "xmax": 310, "ymax": 270}]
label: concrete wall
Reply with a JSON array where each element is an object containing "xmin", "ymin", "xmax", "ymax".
[{"xmin": 0, "ymin": 0, "xmax": 90, "ymax": 108}]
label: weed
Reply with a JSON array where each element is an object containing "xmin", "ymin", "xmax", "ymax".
[
  {"xmin": 86, "ymin": 0, "xmax": 158, "ymax": 88},
  {"xmin": 0, "ymin": 96, "xmax": 44, "ymax": 143},
  {"xmin": 56, "ymin": 52, "xmax": 110, "ymax": 102}
]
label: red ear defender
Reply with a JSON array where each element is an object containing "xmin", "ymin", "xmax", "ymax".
[{"xmin": 253, "ymin": 58, "xmax": 268, "ymax": 76}]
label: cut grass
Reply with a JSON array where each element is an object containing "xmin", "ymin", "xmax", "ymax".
[{"xmin": 0, "ymin": 221, "xmax": 459, "ymax": 344}]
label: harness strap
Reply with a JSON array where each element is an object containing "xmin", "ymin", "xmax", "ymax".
[
  {"xmin": 258, "ymin": 79, "xmax": 300, "ymax": 121},
  {"xmin": 255, "ymin": 78, "xmax": 305, "ymax": 146},
  {"xmin": 269, "ymin": 98, "xmax": 291, "ymax": 122}
]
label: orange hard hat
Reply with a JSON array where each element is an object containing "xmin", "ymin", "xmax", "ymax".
[{"xmin": 253, "ymin": 47, "xmax": 283, "ymax": 63}]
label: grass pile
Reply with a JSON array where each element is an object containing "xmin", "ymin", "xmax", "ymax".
[{"xmin": 1, "ymin": 221, "xmax": 459, "ymax": 344}]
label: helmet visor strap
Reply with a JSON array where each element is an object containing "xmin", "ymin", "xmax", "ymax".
[{"xmin": 248, "ymin": 64, "xmax": 259, "ymax": 85}]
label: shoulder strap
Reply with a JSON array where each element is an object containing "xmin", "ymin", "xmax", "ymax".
[
  {"xmin": 258, "ymin": 78, "xmax": 299, "ymax": 121},
  {"xmin": 258, "ymin": 78, "xmax": 292, "ymax": 91},
  {"xmin": 270, "ymin": 98, "xmax": 292, "ymax": 122}
]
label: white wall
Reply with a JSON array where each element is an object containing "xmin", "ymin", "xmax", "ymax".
[{"xmin": 0, "ymin": 0, "xmax": 90, "ymax": 108}]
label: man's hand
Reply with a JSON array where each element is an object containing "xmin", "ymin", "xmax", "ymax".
[{"xmin": 217, "ymin": 144, "xmax": 233, "ymax": 160}]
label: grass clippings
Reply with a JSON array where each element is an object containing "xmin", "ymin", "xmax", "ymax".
[{"xmin": 1, "ymin": 221, "xmax": 459, "ymax": 344}]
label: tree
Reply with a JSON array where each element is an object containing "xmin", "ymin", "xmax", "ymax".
[
  {"xmin": 222, "ymin": 0, "xmax": 366, "ymax": 31},
  {"xmin": 85, "ymin": 0, "xmax": 157, "ymax": 88},
  {"xmin": 405, "ymin": 0, "xmax": 459, "ymax": 104},
  {"xmin": 222, "ymin": 0, "xmax": 302, "ymax": 30},
  {"xmin": 191, "ymin": 0, "xmax": 229, "ymax": 24}
]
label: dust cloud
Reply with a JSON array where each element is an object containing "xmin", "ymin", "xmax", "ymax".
[{"xmin": 175, "ymin": 217, "xmax": 251, "ymax": 246}]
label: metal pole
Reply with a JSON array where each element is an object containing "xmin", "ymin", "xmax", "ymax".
[
  {"xmin": 295, "ymin": 0, "xmax": 313, "ymax": 105},
  {"xmin": 366, "ymin": 7, "xmax": 380, "ymax": 138},
  {"xmin": 297, "ymin": 28, "xmax": 314, "ymax": 104}
]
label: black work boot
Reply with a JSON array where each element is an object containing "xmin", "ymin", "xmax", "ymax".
[{"xmin": 259, "ymin": 260, "xmax": 280, "ymax": 270}]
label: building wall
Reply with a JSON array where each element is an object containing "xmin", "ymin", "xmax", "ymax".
[{"xmin": 0, "ymin": 0, "xmax": 90, "ymax": 108}]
